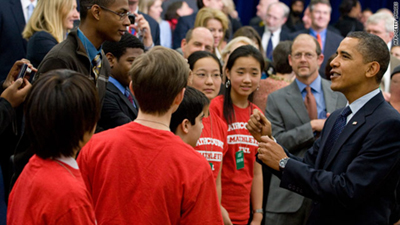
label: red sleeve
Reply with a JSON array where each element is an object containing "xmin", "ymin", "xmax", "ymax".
[{"xmin": 55, "ymin": 205, "xmax": 96, "ymax": 225}]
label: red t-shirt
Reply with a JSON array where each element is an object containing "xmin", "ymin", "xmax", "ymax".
[
  {"xmin": 194, "ymin": 110, "xmax": 228, "ymax": 180},
  {"xmin": 8, "ymin": 155, "xmax": 96, "ymax": 225},
  {"xmin": 77, "ymin": 122, "xmax": 223, "ymax": 225},
  {"xmin": 210, "ymin": 95, "xmax": 260, "ymax": 224}
]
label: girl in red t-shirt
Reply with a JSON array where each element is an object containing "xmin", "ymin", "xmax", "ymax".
[
  {"xmin": 209, "ymin": 45, "xmax": 265, "ymax": 225},
  {"xmin": 188, "ymin": 51, "xmax": 231, "ymax": 223}
]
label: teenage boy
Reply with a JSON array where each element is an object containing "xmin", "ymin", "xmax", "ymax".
[
  {"xmin": 100, "ymin": 33, "xmax": 144, "ymax": 130},
  {"xmin": 77, "ymin": 46, "xmax": 223, "ymax": 224},
  {"xmin": 170, "ymin": 86, "xmax": 209, "ymax": 147}
]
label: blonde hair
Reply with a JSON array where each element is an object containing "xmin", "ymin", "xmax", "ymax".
[
  {"xmin": 22, "ymin": 0, "xmax": 74, "ymax": 43},
  {"xmin": 139, "ymin": 0, "xmax": 156, "ymax": 14},
  {"xmin": 194, "ymin": 8, "xmax": 229, "ymax": 47},
  {"xmin": 221, "ymin": 36, "xmax": 257, "ymax": 64}
]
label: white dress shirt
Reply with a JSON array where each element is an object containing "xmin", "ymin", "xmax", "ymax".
[
  {"xmin": 262, "ymin": 27, "xmax": 281, "ymax": 56},
  {"xmin": 21, "ymin": 0, "xmax": 37, "ymax": 23}
]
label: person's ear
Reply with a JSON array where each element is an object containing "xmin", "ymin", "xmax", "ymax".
[
  {"xmin": 129, "ymin": 81, "xmax": 135, "ymax": 96},
  {"xmin": 180, "ymin": 119, "xmax": 190, "ymax": 134},
  {"xmin": 225, "ymin": 68, "xmax": 231, "ymax": 80},
  {"xmin": 174, "ymin": 88, "xmax": 185, "ymax": 106},
  {"xmin": 317, "ymin": 53, "xmax": 324, "ymax": 67},
  {"xmin": 365, "ymin": 61, "xmax": 380, "ymax": 79},
  {"xmin": 288, "ymin": 54, "xmax": 293, "ymax": 67},
  {"xmin": 90, "ymin": 5, "xmax": 101, "ymax": 21},
  {"xmin": 106, "ymin": 52, "xmax": 116, "ymax": 68}
]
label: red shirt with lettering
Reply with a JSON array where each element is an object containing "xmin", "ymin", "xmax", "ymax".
[
  {"xmin": 194, "ymin": 110, "xmax": 228, "ymax": 180},
  {"xmin": 209, "ymin": 95, "xmax": 260, "ymax": 224}
]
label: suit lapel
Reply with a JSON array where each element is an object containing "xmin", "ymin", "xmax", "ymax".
[
  {"xmin": 108, "ymin": 82, "xmax": 138, "ymax": 116},
  {"xmin": 10, "ymin": 0, "xmax": 26, "ymax": 37},
  {"xmin": 321, "ymin": 79, "xmax": 339, "ymax": 113},
  {"xmin": 323, "ymin": 93, "xmax": 385, "ymax": 168},
  {"xmin": 286, "ymin": 82, "xmax": 310, "ymax": 124}
]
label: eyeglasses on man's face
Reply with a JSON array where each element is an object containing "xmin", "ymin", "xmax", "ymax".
[{"xmin": 87, "ymin": 4, "xmax": 134, "ymax": 23}]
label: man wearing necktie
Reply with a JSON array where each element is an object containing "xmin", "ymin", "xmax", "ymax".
[
  {"xmin": 251, "ymin": 32, "xmax": 400, "ymax": 225},
  {"xmin": 256, "ymin": 2, "xmax": 291, "ymax": 61},
  {"xmin": 99, "ymin": 33, "xmax": 144, "ymax": 130},
  {"xmin": 261, "ymin": 33, "xmax": 346, "ymax": 225}
]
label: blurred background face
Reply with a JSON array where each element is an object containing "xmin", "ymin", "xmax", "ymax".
[
  {"xmin": 63, "ymin": 1, "xmax": 80, "ymax": 30},
  {"xmin": 291, "ymin": 0, "xmax": 304, "ymax": 15},
  {"xmin": 266, "ymin": 4, "xmax": 286, "ymax": 32},
  {"xmin": 391, "ymin": 73, "xmax": 400, "ymax": 101},
  {"xmin": 149, "ymin": 0, "xmax": 163, "ymax": 21},
  {"xmin": 256, "ymin": 0, "xmax": 277, "ymax": 20},
  {"xmin": 191, "ymin": 57, "xmax": 222, "ymax": 100},
  {"xmin": 365, "ymin": 20, "xmax": 392, "ymax": 44},
  {"xmin": 176, "ymin": 2, "xmax": 193, "ymax": 17},
  {"xmin": 310, "ymin": 3, "xmax": 331, "ymax": 30},
  {"xmin": 204, "ymin": 0, "xmax": 224, "ymax": 10},
  {"xmin": 207, "ymin": 19, "xmax": 224, "ymax": 47},
  {"xmin": 391, "ymin": 46, "xmax": 400, "ymax": 60}
]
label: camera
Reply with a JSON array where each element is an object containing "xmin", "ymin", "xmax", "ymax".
[
  {"xmin": 128, "ymin": 14, "xmax": 135, "ymax": 25},
  {"xmin": 17, "ymin": 63, "xmax": 32, "ymax": 79}
]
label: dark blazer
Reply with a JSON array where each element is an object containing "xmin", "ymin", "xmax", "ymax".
[
  {"xmin": 290, "ymin": 29, "xmax": 343, "ymax": 78},
  {"xmin": 98, "ymin": 82, "xmax": 139, "ymax": 130},
  {"xmin": 274, "ymin": 92, "xmax": 400, "ymax": 224},
  {"xmin": 265, "ymin": 79, "xmax": 346, "ymax": 214},
  {"xmin": 139, "ymin": 11, "xmax": 161, "ymax": 46},
  {"xmin": 26, "ymin": 31, "xmax": 58, "ymax": 68},
  {"xmin": 172, "ymin": 13, "xmax": 197, "ymax": 49},
  {"xmin": 0, "ymin": 0, "xmax": 27, "ymax": 81}
]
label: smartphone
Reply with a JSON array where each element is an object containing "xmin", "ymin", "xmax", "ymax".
[
  {"xmin": 128, "ymin": 14, "xmax": 135, "ymax": 25},
  {"xmin": 17, "ymin": 63, "xmax": 31, "ymax": 79}
]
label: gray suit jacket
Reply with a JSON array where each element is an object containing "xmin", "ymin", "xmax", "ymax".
[{"xmin": 265, "ymin": 78, "xmax": 346, "ymax": 214}]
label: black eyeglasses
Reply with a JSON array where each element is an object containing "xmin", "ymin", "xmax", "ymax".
[{"xmin": 87, "ymin": 5, "xmax": 134, "ymax": 23}]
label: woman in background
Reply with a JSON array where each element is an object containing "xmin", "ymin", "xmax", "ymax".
[
  {"xmin": 164, "ymin": 1, "xmax": 193, "ymax": 33},
  {"xmin": 23, "ymin": 0, "xmax": 79, "ymax": 68},
  {"xmin": 194, "ymin": 8, "xmax": 229, "ymax": 59},
  {"xmin": 140, "ymin": 0, "xmax": 172, "ymax": 48}
]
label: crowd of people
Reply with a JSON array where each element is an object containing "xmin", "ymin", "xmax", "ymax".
[{"xmin": 1, "ymin": 0, "xmax": 400, "ymax": 224}]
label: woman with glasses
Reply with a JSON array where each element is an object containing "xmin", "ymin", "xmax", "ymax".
[{"xmin": 23, "ymin": 0, "xmax": 79, "ymax": 68}]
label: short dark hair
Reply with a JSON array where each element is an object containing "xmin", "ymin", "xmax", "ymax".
[
  {"xmin": 103, "ymin": 33, "xmax": 144, "ymax": 60},
  {"xmin": 233, "ymin": 26, "xmax": 264, "ymax": 53},
  {"xmin": 25, "ymin": 70, "xmax": 100, "ymax": 159},
  {"xmin": 188, "ymin": 51, "xmax": 222, "ymax": 74},
  {"xmin": 185, "ymin": 29, "xmax": 193, "ymax": 43},
  {"xmin": 80, "ymin": 0, "xmax": 116, "ymax": 21},
  {"xmin": 129, "ymin": 46, "xmax": 190, "ymax": 115},
  {"xmin": 164, "ymin": 1, "xmax": 183, "ymax": 21},
  {"xmin": 346, "ymin": 31, "xmax": 390, "ymax": 82},
  {"xmin": 170, "ymin": 86, "xmax": 210, "ymax": 133},
  {"xmin": 224, "ymin": 45, "xmax": 265, "ymax": 124},
  {"xmin": 339, "ymin": 0, "xmax": 358, "ymax": 16},
  {"xmin": 273, "ymin": 41, "xmax": 293, "ymax": 74},
  {"xmin": 197, "ymin": 0, "xmax": 204, "ymax": 9}
]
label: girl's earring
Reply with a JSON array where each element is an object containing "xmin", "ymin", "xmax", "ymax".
[
  {"xmin": 225, "ymin": 80, "xmax": 231, "ymax": 88},
  {"xmin": 257, "ymin": 86, "xmax": 259, "ymax": 91}
]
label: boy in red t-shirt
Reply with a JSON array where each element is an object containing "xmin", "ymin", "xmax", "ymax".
[{"xmin": 77, "ymin": 47, "xmax": 222, "ymax": 225}]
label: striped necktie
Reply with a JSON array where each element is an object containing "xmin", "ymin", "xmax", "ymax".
[{"xmin": 92, "ymin": 54, "xmax": 101, "ymax": 80}]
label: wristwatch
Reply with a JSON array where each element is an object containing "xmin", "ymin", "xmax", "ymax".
[
  {"xmin": 253, "ymin": 208, "xmax": 263, "ymax": 214},
  {"xmin": 279, "ymin": 157, "xmax": 290, "ymax": 171}
]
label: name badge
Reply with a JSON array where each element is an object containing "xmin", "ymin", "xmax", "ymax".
[{"xmin": 236, "ymin": 150, "xmax": 244, "ymax": 170}]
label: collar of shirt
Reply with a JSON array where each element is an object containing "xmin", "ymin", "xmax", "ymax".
[
  {"xmin": 54, "ymin": 155, "xmax": 79, "ymax": 169},
  {"xmin": 295, "ymin": 75, "xmax": 322, "ymax": 96},
  {"xmin": 77, "ymin": 28, "xmax": 102, "ymax": 63},
  {"xmin": 346, "ymin": 88, "xmax": 380, "ymax": 123},
  {"xmin": 309, "ymin": 28, "xmax": 327, "ymax": 50},
  {"xmin": 108, "ymin": 76, "xmax": 127, "ymax": 95},
  {"xmin": 262, "ymin": 27, "xmax": 282, "ymax": 54}
]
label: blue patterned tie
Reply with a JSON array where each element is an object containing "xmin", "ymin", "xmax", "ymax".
[
  {"xmin": 321, "ymin": 106, "xmax": 352, "ymax": 165},
  {"xmin": 266, "ymin": 32, "xmax": 273, "ymax": 60},
  {"xmin": 27, "ymin": 4, "xmax": 34, "ymax": 21}
]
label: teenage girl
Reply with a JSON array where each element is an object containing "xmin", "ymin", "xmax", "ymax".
[
  {"xmin": 209, "ymin": 45, "xmax": 265, "ymax": 225},
  {"xmin": 187, "ymin": 51, "xmax": 231, "ymax": 224}
]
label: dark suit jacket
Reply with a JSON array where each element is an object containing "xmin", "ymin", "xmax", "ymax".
[
  {"xmin": 274, "ymin": 92, "xmax": 400, "ymax": 224},
  {"xmin": 172, "ymin": 13, "xmax": 197, "ymax": 49},
  {"xmin": 26, "ymin": 31, "xmax": 58, "ymax": 68},
  {"xmin": 0, "ymin": 0, "xmax": 27, "ymax": 81},
  {"xmin": 265, "ymin": 79, "xmax": 346, "ymax": 214},
  {"xmin": 252, "ymin": 25, "xmax": 292, "ymax": 44},
  {"xmin": 98, "ymin": 82, "xmax": 139, "ymax": 130},
  {"xmin": 139, "ymin": 11, "xmax": 160, "ymax": 46},
  {"xmin": 290, "ymin": 29, "xmax": 343, "ymax": 78}
]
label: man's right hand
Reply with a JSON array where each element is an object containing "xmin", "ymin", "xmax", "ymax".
[
  {"xmin": 1, "ymin": 78, "xmax": 32, "ymax": 108},
  {"xmin": 2, "ymin": 59, "xmax": 36, "ymax": 89}
]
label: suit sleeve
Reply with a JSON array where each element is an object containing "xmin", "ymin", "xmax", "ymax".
[
  {"xmin": 34, "ymin": 57, "xmax": 71, "ymax": 81},
  {"xmin": 280, "ymin": 118, "xmax": 400, "ymax": 209},
  {"xmin": 99, "ymin": 92, "xmax": 133, "ymax": 129},
  {"xmin": 266, "ymin": 93, "xmax": 314, "ymax": 153}
]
